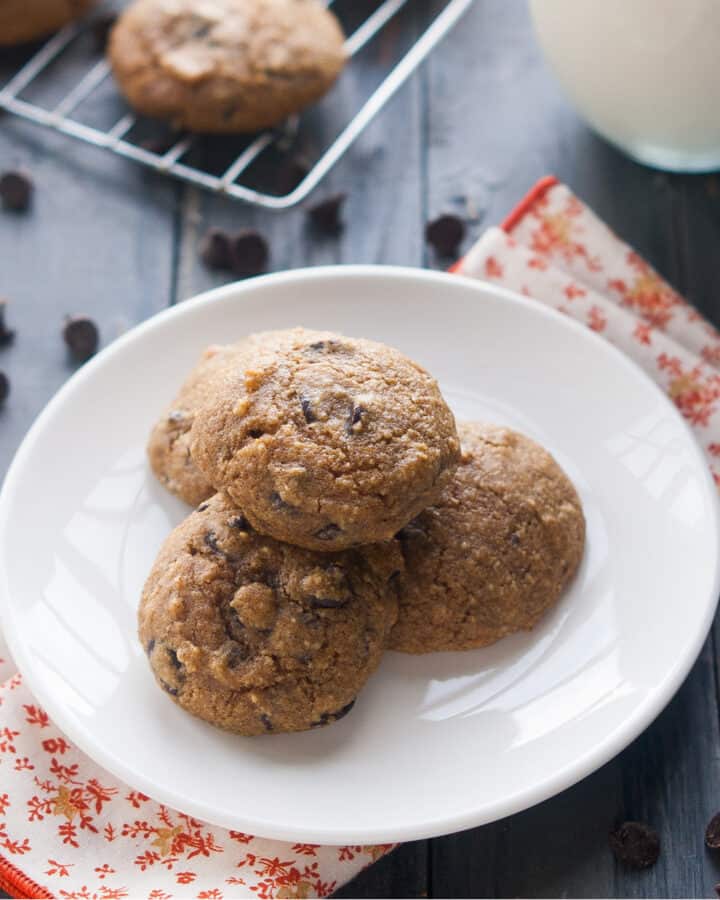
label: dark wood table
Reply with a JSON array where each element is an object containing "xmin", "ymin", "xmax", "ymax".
[{"xmin": 2, "ymin": 1, "xmax": 720, "ymax": 897}]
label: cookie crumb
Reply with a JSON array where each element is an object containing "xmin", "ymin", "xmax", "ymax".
[{"xmin": 609, "ymin": 821, "xmax": 660, "ymax": 869}]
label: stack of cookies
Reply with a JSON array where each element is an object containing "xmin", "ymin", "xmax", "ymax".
[{"xmin": 141, "ymin": 328, "xmax": 585, "ymax": 735}]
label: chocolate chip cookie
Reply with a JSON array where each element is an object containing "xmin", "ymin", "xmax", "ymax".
[
  {"xmin": 139, "ymin": 492, "xmax": 402, "ymax": 734},
  {"xmin": 389, "ymin": 422, "xmax": 585, "ymax": 653},
  {"xmin": 147, "ymin": 342, "xmax": 250, "ymax": 507},
  {"xmin": 108, "ymin": 0, "xmax": 347, "ymax": 133},
  {"xmin": 189, "ymin": 328, "xmax": 461, "ymax": 551},
  {"xmin": 0, "ymin": 0, "xmax": 95, "ymax": 45}
]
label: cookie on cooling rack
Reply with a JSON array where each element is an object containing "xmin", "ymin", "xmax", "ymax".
[
  {"xmin": 108, "ymin": 0, "xmax": 347, "ymax": 133},
  {"xmin": 389, "ymin": 422, "xmax": 585, "ymax": 653},
  {"xmin": 0, "ymin": 0, "xmax": 95, "ymax": 46},
  {"xmin": 139, "ymin": 492, "xmax": 402, "ymax": 735}
]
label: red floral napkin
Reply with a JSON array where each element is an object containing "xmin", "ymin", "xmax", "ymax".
[{"xmin": 1, "ymin": 175, "xmax": 719, "ymax": 900}]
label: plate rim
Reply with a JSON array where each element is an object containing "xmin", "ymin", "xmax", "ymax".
[{"xmin": 1, "ymin": 264, "xmax": 718, "ymax": 843}]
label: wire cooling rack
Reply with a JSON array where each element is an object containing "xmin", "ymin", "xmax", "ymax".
[{"xmin": 0, "ymin": 0, "xmax": 475, "ymax": 208}]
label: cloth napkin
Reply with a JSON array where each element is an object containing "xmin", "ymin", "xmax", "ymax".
[{"xmin": 2, "ymin": 175, "xmax": 720, "ymax": 900}]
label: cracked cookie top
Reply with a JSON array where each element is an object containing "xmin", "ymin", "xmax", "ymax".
[{"xmin": 189, "ymin": 328, "xmax": 461, "ymax": 551}]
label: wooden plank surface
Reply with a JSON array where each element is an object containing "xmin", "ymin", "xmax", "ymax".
[{"xmin": 1, "ymin": 0, "xmax": 720, "ymax": 897}]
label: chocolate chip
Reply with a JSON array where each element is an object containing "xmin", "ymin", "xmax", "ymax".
[
  {"xmin": 0, "ymin": 372, "xmax": 9, "ymax": 406},
  {"xmin": 167, "ymin": 647, "xmax": 182, "ymax": 670},
  {"xmin": 260, "ymin": 713, "xmax": 273, "ymax": 732},
  {"xmin": 300, "ymin": 396, "xmax": 315, "ymax": 424},
  {"xmin": 168, "ymin": 410, "xmax": 185, "ymax": 423},
  {"xmin": 309, "ymin": 597, "xmax": 348, "ymax": 609},
  {"xmin": 204, "ymin": 531, "xmax": 224, "ymax": 556},
  {"xmin": 224, "ymin": 645, "xmax": 248, "ymax": 668},
  {"xmin": 90, "ymin": 12, "xmax": 117, "ymax": 52},
  {"xmin": 609, "ymin": 821, "xmax": 660, "ymax": 869},
  {"xmin": 0, "ymin": 300, "xmax": 16, "ymax": 347},
  {"xmin": 269, "ymin": 492, "xmax": 292, "ymax": 511},
  {"xmin": 200, "ymin": 228, "xmax": 232, "ymax": 271},
  {"xmin": 425, "ymin": 213, "xmax": 466, "ymax": 258},
  {"xmin": 510, "ymin": 533, "xmax": 521, "ymax": 547},
  {"xmin": 309, "ymin": 341, "xmax": 326, "ymax": 351},
  {"xmin": 0, "ymin": 171, "xmax": 32, "ymax": 212},
  {"xmin": 311, "ymin": 699, "xmax": 356, "ymax": 728},
  {"xmin": 197, "ymin": 502, "xmax": 209, "ymax": 512},
  {"xmin": 346, "ymin": 405, "xmax": 365, "ymax": 433},
  {"xmin": 706, "ymin": 812, "xmax": 720, "ymax": 848},
  {"xmin": 63, "ymin": 316, "xmax": 99, "ymax": 362},
  {"xmin": 159, "ymin": 679, "xmax": 179, "ymax": 696},
  {"xmin": 145, "ymin": 638, "xmax": 155, "ymax": 656},
  {"xmin": 307, "ymin": 193, "xmax": 346, "ymax": 234},
  {"xmin": 314, "ymin": 524, "xmax": 342, "ymax": 542},
  {"xmin": 248, "ymin": 428, "xmax": 264, "ymax": 439},
  {"xmin": 229, "ymin": 230, "xmax": 269, "ymax": 278},
  {"xmin": 228, "ymin": 514, "xmax": 250, "ymax": 530}
]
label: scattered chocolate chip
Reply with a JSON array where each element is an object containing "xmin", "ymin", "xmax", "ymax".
[
  {"xmin": 300, "ymin": 396, "xmax": 315, "ymax": 424},
  {"xmin": 396, "ymin": 519, "xmax": 426, "ymax": 542},
  {"xmin": 609, "ymin": 821, "xmax": 660, "ymax": 869},
  {"xmin": 228, "ymin": 514, "xmax": 250, "ymax": 530},
  {"xmin": 269, "ymin": 492, "xmax": 292, "ymax": 511},
  {"xmin": 0, "ymin": 300, "xmax": 16, "ymax": 347},
  {"xmin": 425, "ymin": 213, "xmax": 466, "ymax": 258},
  {"xmin": 230, "ymin": 230, "xmax": 269, "ymax": 278},
  {"xmin": 314, "ymin": 523, "xmax": 342, "ymax": 542},
  {"xmin": 311, "ymin": 699, "xmax": 356, "ymax": 727},
  {"xmin": 159, "ymin": 679, "xmax": 179, "ymax": 696},
  {"xmin": 166, "ymin": 647, "xmax": 182, "ymax": 670},
  {"xmin": 307, "ymin": 193, "xmax": 346, "ymax": 234},
  {"xmin": 0, "ymin": 171, "xmax": 33, "ymax": 212},
  {"xmin": 309, "ymin": 597, "xmax": 349, "ymax": 610},
  {"xmin": 0, "ymin": 372, "xmax": 9, "ymax": 406},
  {"xmin": 260, "ymin": 713, "xmax": 273, "ymax": 732},
  {"xmin": 309, "ymin": 340, "xmax": 326, "ymax": 351},
  {"xmin": 90, "ymin": 11, "xmax": 117, "ymax": 52},
  {"xmin": 145, "ymin": 638, "xmax": 155, "ymax": 656},
  {"xmin": 200, "ymin": 227, "xmax": 232, "ymax": 270},
  {"xmin": 167, "ymin": 410, "xmax": 185, "ymax": 423},
  {"xmin": 706, "ymin": 812, "xmax": 720, "ymax": 848},
  {"xmin": 248, "ymin": 428, "xmax": 265, "ymax": 439},
  {"xmin": 510, "ymin": 533, "xmax": 521, "ymax": 547},
  {"xmin": 63, "ymin": 316, "xmax": 99, "ymax": 362},
  {"xmin": 197, "ymin": 502, "xmax": 209, "ymax": 512}
]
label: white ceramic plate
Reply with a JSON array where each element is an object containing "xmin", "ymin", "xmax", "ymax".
[{"xmin": 1, "ymin": 266, "xmax": 718, "ymax": 844}]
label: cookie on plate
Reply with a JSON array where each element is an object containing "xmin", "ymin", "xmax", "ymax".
[
  {"xmin": 389, "ymin": 422, "xmax": 585, "ymax": 653},
  {"xmin": 147, "ymin": 342, "xmax": 250, "ymax": 507},
  {"xmin": 108, "ymin": 0, "xmax": 347, "ymax": 133},
  {"xmin": 189, "ymin": 327, "xmax": 461, "ymax": 551},
  {"xmin": 0, "ymin": 0, "xmax": 95, "ymax": 46},
  {"xmin": 139, "ymin": 492, "xmax": 402, "ymax": 734}
]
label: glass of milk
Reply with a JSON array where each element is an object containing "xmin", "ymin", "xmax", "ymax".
[{"xmin": 529, "ymin": 0, "xmax": 720, "ymax": 172}]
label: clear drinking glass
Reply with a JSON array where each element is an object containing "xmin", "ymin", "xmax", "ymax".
[{"xmin": 529, "ymin": 0, "xmax": 720, "ymax": 173}]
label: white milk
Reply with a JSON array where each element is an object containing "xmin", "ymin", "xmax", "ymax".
[{"xmin": 529, "ymin": 0, "xmax": 720, "ymax": 172}]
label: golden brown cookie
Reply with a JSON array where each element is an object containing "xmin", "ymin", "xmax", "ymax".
[
  {"xmin": 0, "ymin": 0, "xmax": 95, "ymax": 46},
  {"xmin": 189, "ymin": 327, "xmax": 461, "ymax": 551},
  {"xmin": 139, "ymin": 492, "xmax": 402, "ymax": 735},
  {"xmin": 389, "ymin": 422, "xmax": 585, "ymax": 653},
  {"xmin": 108, "ymin": 0, "xmax": 347, "ymax": 133},
  {"xmin": 147, "ymin": 342, "xmax": 250, "ymax": 507}
]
